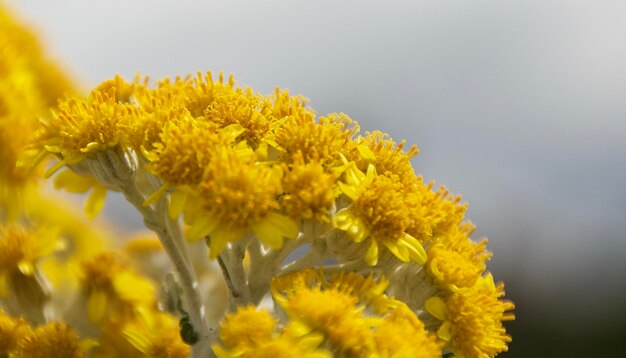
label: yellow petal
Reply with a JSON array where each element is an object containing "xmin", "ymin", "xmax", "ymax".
[
  {"xmin": 333, "ymin": 209, "xmax": 355, "ymax": 231},
  {"xmin": 345, "ymin": 166, "xmax": 365, "ymax": 186},
  {"xmin": 400, "ymin": 233, "xmax": 427, "ymax": 265},
  {"xmin": 168, "ymin": 189, "xmax": 188, "ymax": 220},
  {"xmin": 337, "ymin": 181, "xmax": 359, "ymax": 201},
  {"xmin": 437, "ymin": 321, "xmax": 453, "ymax": 342},
  {"xmin": 17, "ymin": 260, "xmax": 34, "ymax": 276},
  {"xmin": 142, "ymin": 184, "xmax": 168, "ymax": 207},
  {"xmin": 54, "ymin": 170, "xmax": 93, "ymax": 193},
  {"xmin": 208, "ymin": 225, "xmax": 242, "ymax": 258},
  {"xmin": 87, "ymin": 290, "xmax": 108, "ymax": 324},
  {"xmin": 365, "ymin": 240, "xmax": 379, "ymax": 266},
  {"xmin": 424, "ymin": 296, "xmax": 448, "ymax": 321},
  {"xmin": 85, "ymin": 185, "xmax": 107, "ymax": 219},
  {"xmin": 356, "ymin": 144, "xmax": 376, "ymax": 160},
  {"xmin": 122, "ymin": 327, "xmax": 151, "ymax": 354},
  {"xmin": 43, "ymin": 159, "xmax": 67, "ymax": 178},
  {"xmin": 113, "ymin": 271, "xmax": 155, "ymax": 304},
  {"xmin": 79, "ymin": 339, "xmax": 99, "ymax": 354},
  {"xmin": 222, "ymin": 123, "xmax": 246, "ymax": 140},
  {"xmin": 365, "ymin": 163, "xmax": 377, "ymax": 178},
  {"xmin": 186, "ymin": 214, "xmax": 220, "ymax": 242},
  {"xmin": 252, "ymin": 212, "xmax": 299, "ymax": 249},
  {"xmin": 382, "ymin": 240, "xmax": 409, "ymax": 262},
  {"xmin": 284, "ymin": 320, "xmax": 314, "ymax": 337}
]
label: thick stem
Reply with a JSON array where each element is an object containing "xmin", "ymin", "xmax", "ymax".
[
  {"xmin": 247, "ymin": 234, "xmax": 308, "ymax": 304},
  {"xmin": 217, "ymin": 238, "xmax": 251, "ymax": 310},
  {"xmin": 276, "ymin": 249, "xmax": 321, "ymax": 276},
  {"xmin": 120, "ymin": 180, "xmax": 214, "ymax": 358}
]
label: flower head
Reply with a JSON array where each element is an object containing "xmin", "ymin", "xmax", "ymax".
[
  {"xmin": 275, "ymin": 113, "xmax": 357, "ymax": 166},
  {"xmin": 145, "ymin": 117, "xmax": 238, "ymax": 186},
  {"xmin": 120, "ymin": 308, "xmax": 190, "ymax": 358},
  {"xmin": 333, "ymin": 164, "xmax": 427, "ymax": 266},
  {"xmin": 281, "ymin": 155, "xmax": 338, "ymax": 223},
  {"xmin": 271, "ymin": 270, "xmax": 391, "ymax": 357},
  {"xmin": 16, "ymin": 322, "xmax": 86, "ymax": 358},
  {"xmin": 426, "ymin": 223, "xmax": 492, "ymax": 291},
  {"xmin": 79, "ymin": 251, "xmax": 156, "ymax": 324},
  {"xmin": 0, "ymin": 224, "xmax": 60, "ymax": 285},
  {"xmin": 373, "ymin": 302, "xmax": 442, "ymax": 358},
  {"xmin": 425, "ymin": 274, "xmax": 515, "ymax": 357},
  {"xmin": 0, "ymin": 309, "xmax": 29, "ymax": 354},
  {"xmin": 352, "ymin": 131, "xmax": 419, "ymax": 186},
  {"xmin": 37, "ymin": 88, "xmax": 131, "ymax": 167},
  {"xmin": 185, "ymin": 145, "xmax": 298, "ymax": 256},
  {"xmin": 213, "ymin": 305, "xmax": 330, "ymax": 358}
]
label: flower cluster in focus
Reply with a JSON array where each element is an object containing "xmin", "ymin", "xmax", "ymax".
[{"xmin": 1, "ymin": 3, "xmax": 513, "ymax": 357}]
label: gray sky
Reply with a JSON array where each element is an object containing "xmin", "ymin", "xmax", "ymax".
[{"xmin": 12, "ymin": 0, "xmax": 626, "ymax": 352}]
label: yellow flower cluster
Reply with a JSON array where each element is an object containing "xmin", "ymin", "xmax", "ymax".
[
  {"xmin": 0, "ymin": 310, "xmax": 93, "ymax": 358},
  {"xmin": 0, "ymin": 4, "xmax": 196, "ymax": 358},
  {"xmin": 0, "ymin": 3, "xmax": 74, "ymax": 219},
  {"xmin": 1, "ymin": 2, "xmax": 514, "ymax": 357}
]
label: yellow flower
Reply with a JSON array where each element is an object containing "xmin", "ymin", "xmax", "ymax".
[
  {"xmin": 79, "ymin": 252, "xmax": 156, "ymax": 324},
  {"xmin": 145, "ymin": 117, "xmax": 244, "ymax": 187},
  {"xmin": 268, "ymin": 87, "xmax": 313, "ymax": 122},
  {"xmin": 271, "ymin": 270, "xmax": 389, "ymax": 357},
  {"xmin": 204, "ymin": 82, "xmax": 273, "ymax": 147},
  {"xmin": 372, "ymin": 301, "xmax": 442, "ymax": 358},
  {"xmin": 120, "ymin": 308, "xmax": 189, "ymax": 358},
  {"xmin": 219, "ymin": 305, "xmax": 277, "ymax": 349},
  {"xmin": 0, "ymin": 224, "xmax": 60, "ymax": 295},
  {"xmin": 426, "ymin": 223, "xmax": 492, "ymax": 291},
  {"xmin": 406, "ymin": 181, "xmax": 467, "ymax": 243},
  {"xmin": 333, "ymin": 164, "xmax": 427, "ymax": 266},
  {"xmin": 0, "ymin": 309, "xmax": 30, "ymax": 354},
  {"xmin": 213, "ymin": 305, "xmax": 331, "ymax": 358},
  {"xmin": 16, "ymin": 321, "xmax": 93, "ymax": 358},
  {"xmin": 275, "ymin": 112, "xmax": 357, "ymax": 166},
  {"xmin": 36, "ymin": 87, "xmax": 132, "ymax": 170},
  {"xmin": 53, "ymin": 169, "xmax": 108, "ymax": 219},
  {"xmin": 0, "ymin": 4, "xmax": 75, "ymax": 106},
  {"xmin": 185, "ymin": 145, "xmax": 298, "ymax": 257},
  {"xmin": 184, "ymin": 71, "xmax": 234, "ymax": 118},
  {"xmin": 425, "ymin": 274, "xmax": 515, "ymax": 358},
  {"xmin": 281, "ymin": 155, "xmax": 338, "ymax": 223},
  {"xmin": 0, "ymin": 2, "xmax": 74, "ymax": 217},
  {"xmin": 351, "ymin": 131, "xmax": 419, "ymax": 186}
]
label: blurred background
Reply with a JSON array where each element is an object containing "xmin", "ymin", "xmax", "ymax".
[{"xmin": 10, "ymin": 0, "xmax": 626, "ymax": 356}]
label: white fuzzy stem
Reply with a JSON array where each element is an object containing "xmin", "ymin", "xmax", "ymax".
[{"xmin": 120, "ymin": 177, "xmax": 215, "ymax": 358}]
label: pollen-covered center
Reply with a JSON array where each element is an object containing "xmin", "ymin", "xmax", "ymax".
[
  {"xmin": 148, "ymin": 119, "xmax": 221, "ymax": 186},
  {"xmin": 17, "ymin": 322, "xmax": 82, "ymax": 358},
  {"xmin": 281, "ymin": 160, "xmax": 337, "ymax": 222},
  {"xmin": 49, "ymin": 90, "xmax": 131, "ymax": 161},
  {"xmin": 276, "ymin": 113, "xmax": 358, "ymax": 166},
  {"xmin": 353, "ymin": 174, "xmax": 412, "ymax": 241},
  {"xmin": 199, "ymin": 148, "xmax": 281, "ymax": 226},
  {"xmin": 79, "ymin": 252, "xmax": 127, "ymax": 290}
]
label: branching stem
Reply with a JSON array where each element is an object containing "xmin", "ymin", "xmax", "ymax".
[{"xmin": 120, "ymin": 177, "xmax": 214, "ymax": 358}]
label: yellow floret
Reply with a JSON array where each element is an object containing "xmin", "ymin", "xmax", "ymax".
[
  {"xmin": 16, "ymin": 322, "xmax": 83, "ymax": 358},
  {"xmin": 281, "ymin": 156, "xmax": 338, "ymax": 222},
  {"xmin": 219, "ymin": 306, "xmax": 277, "ymax": 348},
  {"xmin": 275, "ymin": 112, "xmax": 357, "ymax": 166},
  {"xmin": 425, "ymin": 274, "xmax": 515, "ymax": 357},
  {"xmin": 334, "ymin": 164, "xmax": 426, "ymax": 266}
]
